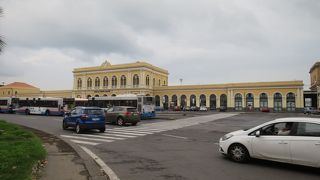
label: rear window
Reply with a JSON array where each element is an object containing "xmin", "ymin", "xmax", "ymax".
[
  {"xmin": 126, "ymin": 108, "xmax": 137, "ymax": 112},
  {"xmin": 84, "ymin": 109, "xmax": 104, "ymax": 115}
]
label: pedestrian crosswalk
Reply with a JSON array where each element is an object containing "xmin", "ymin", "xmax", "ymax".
[{"xmin": 60, "ymin": 113, "xmax": 238, "ymax": 146}]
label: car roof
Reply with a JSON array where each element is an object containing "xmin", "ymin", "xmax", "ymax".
[
  {"xmin": 271, "ymin": 117, "xmax": 320, "ymax": 123},
  {"xmin": 76, "ymin": 106, "xmax": 101, "ymax": 109}
]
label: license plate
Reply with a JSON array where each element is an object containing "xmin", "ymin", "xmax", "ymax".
[{"xmin": 92, "ymin": 118, "xmax": 100, "ymax": 121}]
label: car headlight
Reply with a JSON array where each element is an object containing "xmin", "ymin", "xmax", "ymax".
[{"xmin": 221, "ymin": 134, "xmax": 234, "ymax": 141}]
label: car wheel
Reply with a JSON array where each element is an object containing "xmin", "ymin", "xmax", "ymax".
[
  {"xmin": 62, "ymin": 121, "xmax": 68, "ymax": 130},
  {"xmin": 75, "ymin": 124, "xmax": 82, "ymax": 134},
  {"xmin": 99, "ymin": 127, "xmax": 105, "ymax": 133},
  {"xmin": 25, "ymin": 109, "xmax": 30, "ymax": 115},
  {"xmin": 117, "ymin": 117, "xmax": 124, "ymax": 126},
  {"xmin": 132, "ymin": 122, "xmax": 137, "ymax": 126},
  {"xmin": 228, "ymin": 144, "xmax": 250, "ymax": 163}
]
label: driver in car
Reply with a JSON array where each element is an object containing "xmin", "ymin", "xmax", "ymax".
[{"xmin": 277, "ymin": 122, "xmax": 293, "ymax": 135}]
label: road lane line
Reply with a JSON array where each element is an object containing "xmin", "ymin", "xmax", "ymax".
[
  {"xmin": 72, "ymin": 134, "xmax": 125, "ymax": 140},
  {"xmin": 162, "ymin": 134, "xmax": 188, "ymax": 140},
  {"xmin": 99, "ymin": 133, "xmax": 136, "ymax": 138},
  {"xmin": 80, "ymin": 146, "xmax": 120, "ymax": 180},
  {"xmin": 105, "ymin": 131, "xmax": 147, "ymax": 136},
  {"xmin": 70, "ymin": 140, "xmax": 100, "ymax": 146},
  {"xmin": 61, "ymin": 135, "xmax": 114, "ymax": 142}
]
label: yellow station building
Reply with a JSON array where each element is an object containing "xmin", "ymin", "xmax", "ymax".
[{"xmin": 0, "ymin": 60, "xmax": 305, "ymax": 112}]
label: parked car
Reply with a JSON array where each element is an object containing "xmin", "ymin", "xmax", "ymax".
[
  {"xmin": 260, "ymin": 107, "xmax": 270, "ymax": 112},
  {"xmin": 105, "ymin": 106, "xmax": 140, "ymax": 126},
  {"xmin": 190, "ymin": 106, "xmax": 199, "ymax": 111},
  {"xmin": 219, "ymin": 106, "xmax": 227, "ymax": 112},
  {"xmin": 219, "ymin": 117, "xmax": 320, "ymax": 167},
  {"xmin": 199, "ymin": 106, "xmax": 208, "ymax": 111},
  {"xmin": 62, "ymin": 107, "xmax": 106, "ymax": 134},
  {"xmin": 304, "ymin": 107, "xmax": 318, "ymax": 115}
]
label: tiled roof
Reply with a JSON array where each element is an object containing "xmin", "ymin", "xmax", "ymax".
[{"xmin": 2, "ymin": 82, "xmax": 38, "ymax": 89}]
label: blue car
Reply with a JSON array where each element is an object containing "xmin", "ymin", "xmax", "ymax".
[{"xmin": 62, "ymin": 107, "xmax": 105, "ymax": 134}]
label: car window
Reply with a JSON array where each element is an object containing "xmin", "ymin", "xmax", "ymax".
[
  {"xmin": 127, "ymin": 108, "xmax": 137, "ymax": 112},
  {"xmin": 84, "ymin": 109, "xmax": 103, "ymax": 115},
  {"xmin": 71, "ymin": 109, "xmax": 77, "ymax": 115},
  {"xmin": 296, "ymin": 122, "xmax": 320, "ymax": 137},
  {"xmin": 260, "ymin": 122, "xmax": 293, "ymax": 136},
  {"xmin": 75, "ymin": 108, "xmax": 82, "ymax": 115}
]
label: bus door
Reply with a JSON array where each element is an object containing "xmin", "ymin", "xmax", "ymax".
[{"xmin": 138, "ymin": 97, "xmax": 142, "ymax": 113}]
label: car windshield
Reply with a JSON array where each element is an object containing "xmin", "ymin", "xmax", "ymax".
[{"xmin": 84, "ymin": 109, "xmax": 103, "ymax": 115}]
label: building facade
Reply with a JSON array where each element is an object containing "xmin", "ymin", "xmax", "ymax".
[{"xmin": 71, "ymin": 61, "xmax": 304, "ymax": 112}]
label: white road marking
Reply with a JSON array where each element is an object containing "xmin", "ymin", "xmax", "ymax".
[
  {"xmin": 70, "ymin": 140, "xmax": 100, "ymax": 146},
  {"xmin": 72, "ymin": 134, "xmax": 125, "ymax": 140},
  {"xmin": 80, "ymin": 146, "xmax": 120, "ymax": 180},
  {"xmin": 106, "ymin": 129, "xmax": 154, "ymax": 134},
  {"xmin": 105, "ymin": 131, "xmax": 147, "ymax": 136},
  {"xmin": 99, "ymin": 133, "xmax": 136, "ymax": 138},
  {"xmin": 61, "ymin": 135, "xmax": 114, "ymax": 142},
  {"xmin": 162, "ymin": 134, "xmax": 188, "ymax": 139}
]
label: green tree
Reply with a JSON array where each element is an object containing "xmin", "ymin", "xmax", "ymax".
[{"xmin": 0, "ymin": 7, "xmax": 5, "ymax": 53}]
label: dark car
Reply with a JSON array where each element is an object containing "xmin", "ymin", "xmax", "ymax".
[
  {"xmin": 303, "ymin": 107, "xmax": 318, "ymax": 115},
  {"xmin": 62, "ymin": 107, "xmax": 105, "ymax": 134},
  {"xmin": 105, "ymin": 106, "xmax": 140, "ymax": 126}
]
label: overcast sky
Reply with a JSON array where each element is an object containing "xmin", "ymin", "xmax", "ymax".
[{"xmin": 0, "ymin": 0, "xmax": 319, "ymax": 90}]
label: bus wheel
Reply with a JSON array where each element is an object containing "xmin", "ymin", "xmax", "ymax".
[
  {"xmin": 62, "ymin": 121, "xmax": 68, "ymax": 130},
  {"xmin": 25, "ymin": 109, "xmax": 30, "ymax": 115},
  {"xmin": 117, "ymin": 117, "xmax": 124, "ymax": 126},
  {"xmin": 45, "ymin": 110, "xmax": 50, "ymax": 116}
]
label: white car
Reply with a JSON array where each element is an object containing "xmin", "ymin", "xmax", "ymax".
[{"xmin": 219, "ymin": 117, "xmax": 320, "ymax": 167}]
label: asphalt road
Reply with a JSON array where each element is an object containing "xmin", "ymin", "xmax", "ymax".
[{"xmin": 0, "ymin": 112, "xmax": 319, "ymax": 180}]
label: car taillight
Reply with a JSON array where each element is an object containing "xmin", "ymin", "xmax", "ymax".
[
  {"xmin": 80, "ymin": 114, "xmax": 89, "ymax": 120},
  {"xmin": 124, "ymin": 112, "xmax": 131, "ymax": 116}
]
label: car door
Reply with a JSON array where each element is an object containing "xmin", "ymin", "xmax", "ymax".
[
  {"xmin": 251, "ymin": 122, "xmax": 292, "ymax": 163},
  {"xmin": 106, "ymin": 107, "xmax": 115, "ymax": 123},
  {"xmin": 289, "ymin": 122, "xmax": 320, "ymax": 167},
  {"xmin": 70, "ymin": 108, "xmax": 81, "ymax": 126}
]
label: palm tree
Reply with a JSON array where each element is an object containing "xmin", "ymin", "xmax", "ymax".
[{"xmin": 0, "ymin": 7, "xmax": 5, "ymax": 53}]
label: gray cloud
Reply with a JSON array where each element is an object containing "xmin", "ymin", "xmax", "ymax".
[{"xmin": 0, "ymin": 0, "xmax": 319, "ymax": 90}]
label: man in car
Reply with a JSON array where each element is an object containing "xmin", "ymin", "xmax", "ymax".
[{"xmin": 278, "ymin": 122, "xmax": 293, "ymax": 135}]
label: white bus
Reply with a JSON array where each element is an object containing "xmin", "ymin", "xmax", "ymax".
[
  {"xmin": 16, "ymin": 97, "xmax": 66, "ymax": 116},
  {"xmin": 63, "ymin": 98, "xmax": 88, "ymax": 111},
  {"xmin": 0, "ymin": 97, "xmax": 19, "ymax": 113},
  {"xmin": 88, "ymin": 94, "xmax": 156, "ymax": 119}
]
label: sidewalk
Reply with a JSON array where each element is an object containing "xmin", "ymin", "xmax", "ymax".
[{"xmin": 24, "ymin": 127, "xmax": 107, "ymax": 180}]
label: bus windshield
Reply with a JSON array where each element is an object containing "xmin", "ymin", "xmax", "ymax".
[{"xmin": 143, "ymin": 97, "xmax": 154, "ymax": 105}]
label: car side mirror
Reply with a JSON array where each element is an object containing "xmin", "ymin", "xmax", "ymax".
[{"xmin": 255, "ymin": 130, "xmax": 261, "ymax": 137}]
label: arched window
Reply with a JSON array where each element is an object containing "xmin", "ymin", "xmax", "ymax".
[
  {"xmin": 103, "ymin": 94, "xmax": 108, "ymax": 97},
  {"xmin": 153, "ymin": 78, "xmax": 155, "ymax": 86},
  {"xmin": 260, "ymin": 93, "xmax": 268, "ymax": 109},
  {"xmin": 235, "ymin": 93, "xmax": 242, "ymax": 111},
  {"xmin": 146, "ymin": 75, "xmax": 150, "ymax": 86},
  {"xmin": 121, "ymin": 75, "xmax": 126, "ymax": 88},
  {"xmin": 200, "ymin": 94, "xmax": 206, "ymax": 106},
  {"xmin": 103, "ymin": 77, "xmax": 108, "ymax": 88},
  {"xmin": 180, "ymin": 95, "xmax": 187, "ymax": 108},
  {"xmin": 76, "ymin": 95, "xmax": 81, "ymax": 98},
  {"xmin": 155, "ymin": 95, "xmax": 160, "ymax": 106},
  {"xmin": 286, "ymin": 92, "xmax": 295, "ymax": 112},
  {"xmin": 111, "ymin": 94, "xmax": 116, "ymax": 97},
  {"xmin": 163, "ymin": 95, "xmax": 169, "ymax": 110},
  {"xmin": 159, "ymin": 79, "xmax": 161, "ymax": 86},
  {"xmin": 210, "ymin": 94, "xmax": 216, "ymax": 110},
  {"xmin": 87, "ymin": 78, "xmax": 92, "ymax": 89},
  {"xmin": 220, "ymin": 94, "xmax": 227, "ymax": 109},
  {"xmin": 190, "ymin": 95, "xmax": 196, "ymax": 107},
  {"xmin": 95, "ymin": 77, "xmax": 100, "ymax": 89},
  {"xmin": 172, "ymin": 95, "xmax": 177, "ymax": 107},
  {"xmin": 112, "ymin": 76, "xmax": 117, "ymax": 88},
  {"xmin": 163, "ymin": 80, "xmax": 166, "ymax": 86},
  {"xmin": 87, "ymin": 95, "xmax": 91, "ymax": 99},
  {"xmin": 274, "ymin": 93, "xmax": 282, "ymax": 112},
  {"xmin": 77, "ymin": 78, "xmax": 82, "ymax": 89},
  {"xmin": 133, "ymin": 74, "xmax": 139, "ymax": 87},
  {"xmin": 146, "ymin": 94, "xmax": 150, "ymax": 96},
  {"xmin": 246, "ymin": 93, "xmax": 254, "ymax": 110},
  {"xmin": 95, "ymin": 94, "xmax": 99, "ymax": 97}
]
